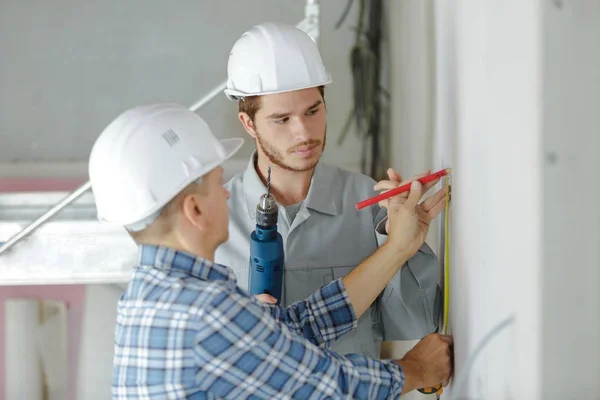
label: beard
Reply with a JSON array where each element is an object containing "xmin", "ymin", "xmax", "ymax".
[{"xmin": 255, "ymin": 128, "xmax": 327, "ymax": 172}]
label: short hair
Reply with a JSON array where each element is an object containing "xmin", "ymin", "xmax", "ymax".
[{"xmin": 238, "ymin": 86, "xmax": 325, "ymax": 121}]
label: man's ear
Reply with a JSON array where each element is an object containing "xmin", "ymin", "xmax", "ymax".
[
  {"xmin": 181, "ymin": 193, "xmax": 208, "ymax": 231},
  {"xmin": 238, "ymin": 112, "xmax": 258, "ymax": 139}
]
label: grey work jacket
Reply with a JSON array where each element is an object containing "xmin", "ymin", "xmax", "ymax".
[{"xmin": 215, "ymin": 155, "xmax": 441, "ymax": 359}]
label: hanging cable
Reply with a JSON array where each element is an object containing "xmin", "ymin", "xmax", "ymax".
[
  {"xmin": 335, "ymin": 0, "xmax": 355, "ymax": 29},
  {"xmin": 337, "ymin": 0, "xmax": 389, "ymax": 179}
]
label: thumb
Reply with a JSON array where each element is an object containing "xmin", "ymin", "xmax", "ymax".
[{"xmin": 405, "ymin": 180, "xmax": 423, "ymax": 209}]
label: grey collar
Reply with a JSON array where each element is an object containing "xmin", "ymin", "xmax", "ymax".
[{"xmin": 242, "ymin": 152, "xmax": 340, "ymax": 220}]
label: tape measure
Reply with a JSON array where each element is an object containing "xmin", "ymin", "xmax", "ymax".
[
  {"xmin": 443, "ymin": 174, "xmax": 451, "ymax": 335},
  {"xmin": 418, "ymin": 175, "xmax": 451, "ymax": 398}
]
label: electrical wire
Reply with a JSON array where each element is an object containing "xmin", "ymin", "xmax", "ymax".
[
  {"xmin": 337, "ymin": 0, "xmax": 389, "ymax": 180},
  {"xmin": 335, "ymin": 0, "xmax": 355, "ymax": 29},
  {"xmin": 446, "ymin": 314, "xmax": 516, "ymax": 400}
]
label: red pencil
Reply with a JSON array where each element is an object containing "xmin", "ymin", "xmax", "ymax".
[{"xmin": 355, "ymin": 168, "xmax": 451, "ymax": 210}]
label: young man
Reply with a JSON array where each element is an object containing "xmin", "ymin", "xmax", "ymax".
[
  {"xmin": 215, "ymin": 22, "xmax": 445, "ymax": 359},
  {"xmin": 89, "ymin": 103, "xmax": 452, "ymax": 398}
]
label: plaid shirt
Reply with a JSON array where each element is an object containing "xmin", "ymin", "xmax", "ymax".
[{"xmin": 113, "ymin": 245, "xmax": 406, "ymax": 399}]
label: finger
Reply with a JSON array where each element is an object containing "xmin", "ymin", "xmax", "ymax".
[
  {"xmin": 406, "ymin": 169, "xmax": 431, "ymax": 183},
  {"xmin": 387, "ymin": 168, "xmax": 403, "ymax": 182},
  {"xmin": 403, "ymin": 180, "xmax": 423, "ymax": 209},
  {"xmin": 438, "ymin": 335, "xmax": 454, "ymax": 345},
  {"xmin": 374, "ymin": 180, "xmax": 401, "ymax": 191},
  {"xmin": 378, "ymin": 198, "xmax": 392, "ymax": 209},
  {"xmin": 421, "ymin": 177, "xmax": 442, "ymax": 194},
  {"xmin": 255, "ymin": 294, "xmax": 277, "ymax": 304},
  {"xmin": 421, "ymin": 186, "xmax": 448, "ymax": 212},
  {"xmin": 376, "ymin": 170, "xmax": 429, "ymax": 192},
  {"xmin": 398, "ymin": 172, "xmax": 430, "ymax": 191},
  {"xmin": 425, "ymin": 199, "xmax": 446, "ymax": 221},
  {"xmin": 411, "ymin": 170, "xmax": 431, "ymax": 182}
]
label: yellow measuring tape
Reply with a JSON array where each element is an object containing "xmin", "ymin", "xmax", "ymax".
[
  {"xmin": 417, "ymin": 173, "xmax": 452, "ymax": 397},
  {"xmin": 443, "ymin": 174, "xmax": 451, "ymax": 335}
]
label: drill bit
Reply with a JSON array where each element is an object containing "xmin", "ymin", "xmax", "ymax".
[{"xmin": 266, "ymin": 163, "xmax": 271, "ymax": 197}]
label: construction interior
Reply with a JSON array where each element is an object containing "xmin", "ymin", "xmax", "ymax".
[{"xmin": 1, "ymin": 1, "xmax": 599, "ymax": 399}]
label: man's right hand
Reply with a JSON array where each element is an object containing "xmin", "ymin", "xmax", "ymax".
[
  {"xmin": 396, "ymin": 333, "xmax": 454, "ymax": 395},
  {"xmin": 384, "ymin": 178, "xmax": 448, "ymax": 260}
]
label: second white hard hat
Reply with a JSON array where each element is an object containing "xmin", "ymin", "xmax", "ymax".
[
  {"xmin": 89, "ymin": 103, "xmax": 243, "ymax": 231},
  {"xmin": 224, "ymin": 22, "xmax": 333, "ymax": 100}
]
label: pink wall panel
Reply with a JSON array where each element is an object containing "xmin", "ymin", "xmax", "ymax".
[{"xmin": 0, "ymin": 178, "xmax": 86, "ymax": 193}]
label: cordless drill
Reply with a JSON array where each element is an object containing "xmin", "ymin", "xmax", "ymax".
[{"xmin": 248, "ymin": 165, "xmax": 284, "ymax": 304}]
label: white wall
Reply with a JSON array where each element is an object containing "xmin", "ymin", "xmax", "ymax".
[
  {"xmin": 392, "ymin": 0, "xmax": 600, "ymax": 399},
  {"xmin": 451, "ymin": 0, "xmax": 543, "ymax": 397},
  {"xmin": 541, "ymin": 0, "xmax": 600, "ymax": 397},
  {"xmin": 437, "ymin": 0, "xmax": 599, "ymax": 399},
  {"xmin": 0, "ymin": 0, "xmax": 363, "ymax": 177}
]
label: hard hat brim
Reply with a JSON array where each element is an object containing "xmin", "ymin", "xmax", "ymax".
[{"xmin": 224, "ymin": 77, "xmax": 333, "ymax": 101}]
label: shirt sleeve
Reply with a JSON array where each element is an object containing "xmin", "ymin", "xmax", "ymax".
[
  {"xmin": 374, "ymin": 205, "xmax": 389, "ymax": 237},
  {"xmin": 195, "ymin": 287, "xmax": 406, "ymax": 399},
  {"xmin": 369, "ymin": 190, "xmax": 441, "ymax": 340},
  {"xmin": 263, "ymin": 278, "xmax": 357, "ymax": 349}
]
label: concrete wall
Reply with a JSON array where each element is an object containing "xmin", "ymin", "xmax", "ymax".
[{"xmin": 541, "ymin": 0, "xmax": 600, "ymax": 397}]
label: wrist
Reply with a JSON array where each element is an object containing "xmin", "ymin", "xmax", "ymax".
[
  {"xmin": 396, "ymin": 358, "xmax": 424, "ymax": 395},
  {"xmin": 381, "ymin": 240, "xmax": 411, "ymax": 265}
]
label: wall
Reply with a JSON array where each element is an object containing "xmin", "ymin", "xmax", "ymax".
[
  {"xmin": 451, "ymin": 0, "xmax": 543, "ymax": 397},
  {"xmin": 390, "ymin": 0, "xmax": 598, "ymax": 398},
  {"xmin": 541, "ymin": 0, "xmax": 600, "ymax": 397},
  {"xmin": 433, "ymin": 0, "xmax": 599, "ymax": 399},
  {"xmin": 0, "ymin": 0, "xmax": 363, "ymax": 177}
]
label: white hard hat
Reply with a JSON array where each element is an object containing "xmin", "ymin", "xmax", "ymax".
[
  {"xmin": 224, "ymin": 22, "xmax": 333, "ymax": 100},
  {"xmin": 89, "ymin": 103, "xmax": 243, "ymax": 231}
]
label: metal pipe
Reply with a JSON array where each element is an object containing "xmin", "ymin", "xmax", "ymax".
[
  {"xmin": 189, "ymin": 81, "xmax": 228, "ymax": 112},
  {"xmin": 0, "ymin": 5, "xmax": 321, "ymax": 256},
  {"xmin": 0, "ymin": 181, "xmax": 92, "ymax": 255}
]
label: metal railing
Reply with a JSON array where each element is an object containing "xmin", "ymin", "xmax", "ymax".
[{"xmin": 0, "ymin": 2, "xmax": 320, "ymax": 256}]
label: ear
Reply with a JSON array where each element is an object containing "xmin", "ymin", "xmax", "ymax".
[
  {"xmin": 238, "ymin": 112, "xmax": 258, "ymax": 139},
  {"xmin": 181, "ymin": 193, "xmax": 208, "ymax": 231}
]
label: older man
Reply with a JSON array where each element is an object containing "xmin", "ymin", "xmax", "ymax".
[{"xmin": 89, "ymin": 103, "xmax": 452, "ymax": 398}]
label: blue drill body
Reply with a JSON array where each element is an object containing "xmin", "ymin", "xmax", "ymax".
[{"xmin": 248, "ymin": 191, "xmax": 284, "ymax": 304}]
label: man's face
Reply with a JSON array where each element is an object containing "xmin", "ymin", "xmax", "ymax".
[
  {"xmin": 250, "ymin": 87, "xmax": 326, "ymax": 172},
  {"xmin": 198, "ymin": 167, "xmax": 230, "ymax": 245}
]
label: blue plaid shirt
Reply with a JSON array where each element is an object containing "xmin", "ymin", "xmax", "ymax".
[{"xmin": 112, "ymin": 245, "xmax": 406, "ymax": 399}]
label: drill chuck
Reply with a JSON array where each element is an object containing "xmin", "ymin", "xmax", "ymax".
[{"xmin": 256, "ymin": 193, "xmax": 278, "ymax": 227}]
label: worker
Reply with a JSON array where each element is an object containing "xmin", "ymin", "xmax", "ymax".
[
  {"xmin": 89, "ymin": 103, "xmax": 452, "ymax": 398},
  {"xmin": 215, "ymin": 22, "xmax": 446, "ymax": 359}
]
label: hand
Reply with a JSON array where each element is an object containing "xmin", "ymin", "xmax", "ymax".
[
  {"xmin": 374, "ymin": 169, "xmax": 439, "ymax": 234},
  {"xmin": 396, "ymin": 333, "xmax": 454, "ymax": 395},
  {"xmin": 383, "ymin": 174, "xmax": 447, "ymax": 258},
  {"xmin": 373, "ymin": 168, "xmax": 406, "ymax": 208},
  {"xmin": 255, "ymin": 294, "xmax": 277, "ymax": 304}
]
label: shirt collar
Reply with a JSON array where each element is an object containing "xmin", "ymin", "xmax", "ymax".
[
  {"xmin": 137, "ymin": 244, "xmax": 236, "ymax": 283},
  {"xmin": 242, "ymin": 151, "xmax": 339, "ymax": 219}
]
